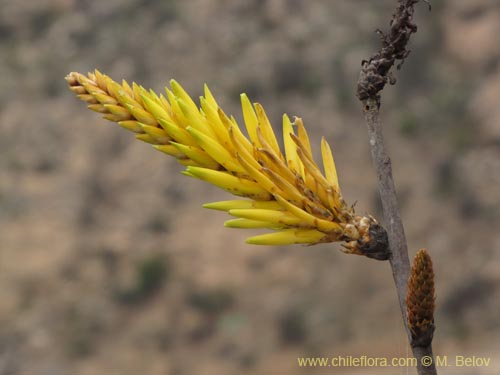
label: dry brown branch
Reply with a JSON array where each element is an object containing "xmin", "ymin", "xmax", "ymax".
[{"xmin": 357, "ymin": 1, "xmax": 437, "ymax": 374}]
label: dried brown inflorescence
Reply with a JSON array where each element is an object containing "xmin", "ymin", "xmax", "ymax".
[
  {"xmin": 357, "ymin": 0, "xmax": 430, "ymax": 104},
  {"xmin": 406, "ymin": 248, "xmax": 435, "ymax": 347}
]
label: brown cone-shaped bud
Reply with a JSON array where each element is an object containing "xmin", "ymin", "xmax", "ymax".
[{"xmin": 406, "ymin": 249, "xmax": 435, "ymax": 347}]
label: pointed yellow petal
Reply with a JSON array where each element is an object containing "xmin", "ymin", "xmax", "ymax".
[
  {"xmin": 203, "ymin": 84, "xmax": 219, "ymax": 108},
  {"xmin": 261, "ymin": 167, "xmax": 304, "ymax": 204},
  {"xmin": 218, "ymin": 108, "xmax": 253, "ymax": 154},
  {"xmin": 282, "ymin": 114, "xmax": 304, "ymax": 177},
  {"xmin": 78, "ymin": 94, "xmax": 98, "ymax": 104},
  {"xmin": 153, "ymin": 144, "xmax": 186, "ymax": 158},
  {"xmin": 104, "ymin": 104, "xmax": 132, "ymax": 120},
  {"xmin": 178, "ymin": 159, "xmax": 200, "ymax": 167},
  {"xmin": 241, "ymin": 93, "xmax": 259, "ymax": 145},
  {"xmin": 245, "ymin": 229, "xmax": 326, "ymax": 245},
  {"xmin": 141, "ymin": 94, "xmax": 171, "ymax": 121},
  {"xmin": 118, "ymin": 120, "xmax": 144, "ymax": 133},
  {"xmin": 177, "ymin": 98, "xmax": 218, "ymax": 140},
  {"xmin": 132, "ymin": 82, "xmax": 144, "ymax": 106},
  {"xmin": 135, "ymin": 133, "xmax": 159, "ymax": 144},
  {"xmin": 158, "ymin": 118, "xmax": 197, "ymax": 147},
  {"xmin": 94, "ymin": 93, "xmax": 118, "ymax": 105},
  {"xmin": 200, "ymin": 97, "xmax": 235, "ymax": 153},
  {"xmin": 107, "ymin": 79, "xmax": 143, "ymax": 109},
  {"xmin": 235, "ymin": 152, "xmax": 282, "ymax": 196},
  {"xmin": 87, "ymin": 104, "xmax": 107, "ymax": 113},
  {"xmin": 121, "ymin": 79, "xmax": 134, "ymax": 97},
  {"xmin": 203, "ymin": 199, "xmax": 283, "ymax": 211},
  {"xmin": 295, "ymin": 146, "xmax": 331, "ymax": 192},
  {"xmin": 229, "ymin": 209, "xmax": 304, "ymax": 227},
  {"xmin": 139, "ymin": 124, "xmax": 170, "ymax": 144},
  {"xmin": 254, "ymin": 103, "xmax": 281, "ymax": 157},
  {"xmin": 170, "ymin": 79, "xmax": 200, "ymax": 115},
  {"xmin": 224, "ymin": 218, "xmax": 281, "ymax": 229},
  {"xmin": 186, "ymin": 126, "xmax": 244, "ymax": 173},
  {"xmin": 170, "ymin": 142, "xmax": 220, "ymax": 169},
  {"xmin": 274, "ymin": 195, "xmax": 342, "ymax": 234},
  {"xmin": 295, "ymin": 117, "xmax": 313, "ymax": 159},
  {"xmin": 126, "ymin": 105, "xmax": 158, "ymax": 126},
  {"xmin": 185, "ymin": 166, "xmax": 272, "ymax": 200},
  {"xmin": 69, "ymin": 85, "xmax": 87, "ymax": 95},
  {"xmin": 93, "ymin": 69, "xmax": 108, "ymax": 91},
  {"xmin": 321, "ymin": 137, "xmax": 340, "ymax": 193}
]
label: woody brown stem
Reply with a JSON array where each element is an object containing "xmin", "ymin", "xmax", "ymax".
[{"xmin": 357, "ymin": 1, "xmax": 436, "ymax": 374}]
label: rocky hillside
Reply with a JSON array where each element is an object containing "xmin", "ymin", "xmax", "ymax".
[{"xmin": 1, "ymin": 0, "xmax": 499, "ymax": 374}]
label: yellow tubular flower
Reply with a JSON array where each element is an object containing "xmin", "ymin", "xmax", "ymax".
[{"xmin": 66, "ymin": 70, "xmax": 389, "ymax": 259}]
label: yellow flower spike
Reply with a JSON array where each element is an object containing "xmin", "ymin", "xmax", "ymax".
[
  {"xmin": 321, "ymin": 137, "xmax": 340, "ymax": 193},
  {"xmin": 246, "ymin": 229, "xmax": 327, "ymax": 246},
  {"xmin": 66, "ymin": 70, "xmax": 389, "ymax": 258},
  {"xmin": 240, "ymin": 94, "xmax": 259, "ymax": 145},
  {"xmin": 170, "ymin": 142, "xmax": 220, "ymax": 169},
  {"xmin": 254, "ymin": 103, "xmax": 282, "ymax": 158},
  {"xmin": 185, "ymin": 166, "xmax": 272, "ymax": 200},
  {"xmin": 203, "ymin": 199, "xmax": 283, "ymax": 212},
  {"xmin": 158, "ymin": 118, "xmax": 198, "ymax": 147}
]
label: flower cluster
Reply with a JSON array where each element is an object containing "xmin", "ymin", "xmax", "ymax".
[{"xmin": 66, "ymin": 70, "xmax": 388, "ymax": 258}]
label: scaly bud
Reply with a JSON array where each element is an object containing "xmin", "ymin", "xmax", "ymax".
[{"xmin": 406, "ymin": 249, "xmax": 436, "ymax": 347}]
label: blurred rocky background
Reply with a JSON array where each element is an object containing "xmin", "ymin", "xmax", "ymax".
[{"xmin": 1, "ymin": 0, "xmax": 499, "ymax": 374}]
